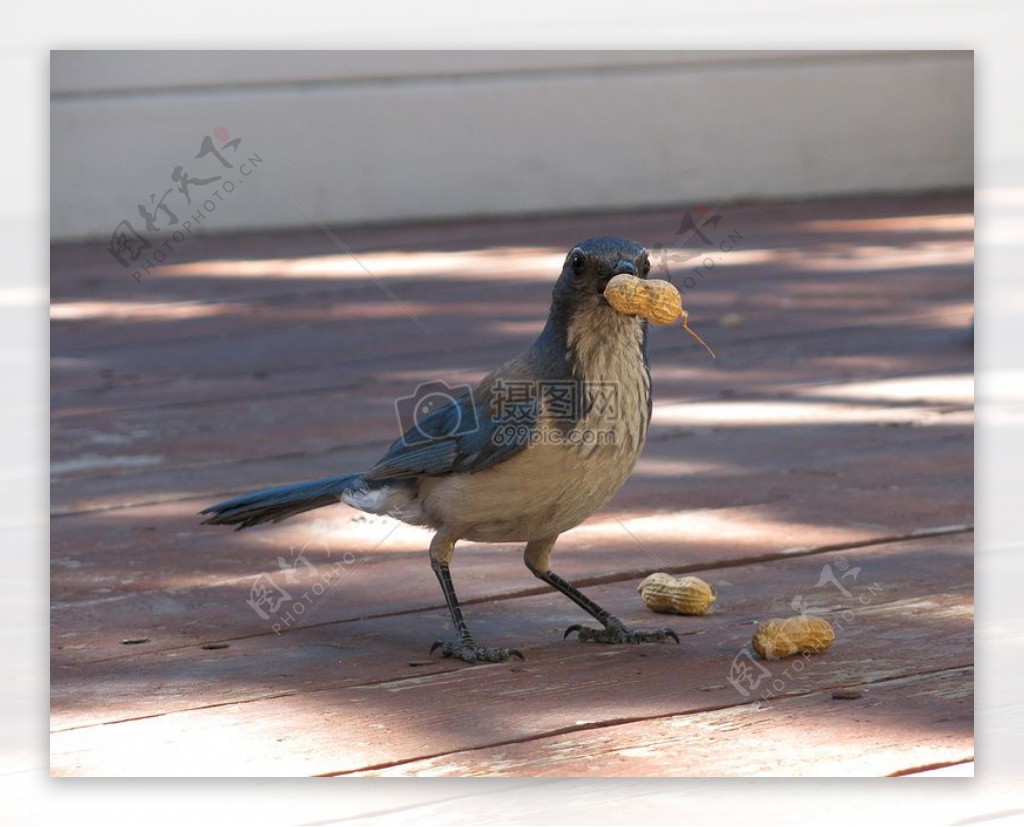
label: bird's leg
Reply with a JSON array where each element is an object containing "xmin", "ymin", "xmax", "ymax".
[
  {"xmin": 428, "ymin": 532, "xmax": 524, "ymax": 664},
  {"xmin": 524, "ymin": 536, "xmax": 679, "ymax": 645}
]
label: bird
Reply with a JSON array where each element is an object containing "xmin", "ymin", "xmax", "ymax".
[{"xmin": 201, "ymin": 236, "xmax": 679, "ymax": 663}]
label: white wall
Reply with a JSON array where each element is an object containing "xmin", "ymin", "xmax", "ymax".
[{"xmin": 50, "ymin": 50, "xmax": 973, "ymax": 241}]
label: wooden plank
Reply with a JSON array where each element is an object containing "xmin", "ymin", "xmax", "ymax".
[
  {"xmin": 359, "ymin": 667, "xmax": 973, "ymax": 777},
  {"xmin": 49, "ymin": 426, "xmax": 972, "ymax": 607},
  {"xmin": 50, "ymin": 192, "xmax": 973, "ymax": 305},
  {"xmin": 50, "ymin": 360, "xmax": 970, "ymax": 513},
  {"xmin": 49, "ymin": 431, "xmax": 971, "ymax": 666},
  {"xmin": 48, "ymin": 263, "xmax": 970, "ymax": 371},
  {"xmin": 49, "ymin": 587, "xmax": 972, "ymax": 775},
  {"xmin": 50, "ymin": 295, "xmax": 971, "ymax": 417},
  {"xmin": 51, "ymin": 533, "xmax": 972, "ymax": 743},
  {"xmin": 49, "ymin": 316, "xmax": 971, "ymax": 488},
  {"xmin": 51, "ymin": 194, "xmax": 972, "ymax": 401},
  {"xmin": 49, "ymin": 193, "xmax": 975, "ymax": 778}
]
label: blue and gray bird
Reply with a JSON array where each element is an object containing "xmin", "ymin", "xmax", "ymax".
[{"xmin": 201, "ymin": 237, "xmax": 679, "ymax": 663}]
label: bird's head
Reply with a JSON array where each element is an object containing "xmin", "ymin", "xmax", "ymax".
[
  {"xmin": 548, "ymin": 235, "xmax": 650, "ymax": 328},
  {"xmin": 541, "ymin": 236, "xmax": 653, "ymax": 377},
  {"xmin": 552, "ymin": 236, "xmax": 652, "ymax": 312}
]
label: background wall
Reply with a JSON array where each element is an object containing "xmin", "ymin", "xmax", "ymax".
[{"xmin": 50, "ymin": 50, "xmax": 973, "ymax": 241}]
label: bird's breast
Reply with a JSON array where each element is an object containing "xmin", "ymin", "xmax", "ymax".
[{"xmin": 419, "ymin": 314, "xmax": 652, "ymax": 543}]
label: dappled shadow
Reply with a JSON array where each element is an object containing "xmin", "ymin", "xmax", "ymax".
[
  {"xmin": 50, "ymin": 192, "xmax": 974, "ymax": 775},
  {"xmin": 50, "ymin": 536, "xmax": 974, "ymax": 776}
]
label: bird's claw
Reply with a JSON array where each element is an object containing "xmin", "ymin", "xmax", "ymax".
[
  {"xmin": 430, "ymin": 640, "xmax": 525, "ymax": 664},
  {"xmin": 564, "ymin": 621, "xmax": 680, "ymax": 645}
]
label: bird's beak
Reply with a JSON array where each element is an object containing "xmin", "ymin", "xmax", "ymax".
[{"xmin": 597, "ymin": 260, "xmax": 637, "ymax": 295}]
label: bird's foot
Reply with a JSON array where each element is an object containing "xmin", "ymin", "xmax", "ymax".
[
  {"xmin": 430, "ymin": 639, "xmax": 525, "ymax": 664},
  {"xmin": 564, "ymin": 618, "xmax": 680, "ymax": 645}
]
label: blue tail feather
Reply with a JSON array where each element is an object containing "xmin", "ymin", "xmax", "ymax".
[{"xmin": 200, "ymin": 473, "xmax": 363, "ymax": 530}]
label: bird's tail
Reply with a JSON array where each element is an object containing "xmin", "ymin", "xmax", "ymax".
[{"xmin": 200, "ymin": 473, "xmax": 365, "ymax": 530}]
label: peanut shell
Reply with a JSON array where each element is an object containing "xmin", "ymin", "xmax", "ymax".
[
  {"xmin": 637, "ymin": 572, "xmax": 716, "ymax": 615},
  {"xmin": 752, "ymin": 616, "xmax": 835, "ymax": 660}
]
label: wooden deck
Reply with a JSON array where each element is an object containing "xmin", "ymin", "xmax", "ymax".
[{"xmin": 50, "ymin": 193, "xmax": 974, "ymax": 777}]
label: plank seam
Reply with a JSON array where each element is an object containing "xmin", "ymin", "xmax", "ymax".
[
  {"xmin": 315, "ymin": 665, "xmax": 974, "ymax": 777},
  {"xmin": 51, "ymin": 526, "xmax": 972, "ymax": 668}
]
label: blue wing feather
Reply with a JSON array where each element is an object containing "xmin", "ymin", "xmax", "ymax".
[{"xmin": 364, "ymin": 390, "xmax": 538, "ymax": 481}]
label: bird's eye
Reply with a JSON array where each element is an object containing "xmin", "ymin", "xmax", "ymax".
[
  {"xmin": 570, "ymin": 251, "xmax": 586, "ymax": 275},
  {"xmin": 641, "ymin": 257, "xmax": 651, "ymax": 277}
]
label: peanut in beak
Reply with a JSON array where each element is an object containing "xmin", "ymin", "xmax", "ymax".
[{"xmin": 603, "ymin": 274, "xmax": 715, "ymax": 358}]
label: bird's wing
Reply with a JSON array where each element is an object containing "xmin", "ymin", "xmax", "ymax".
[{"xmin": 363, "ymin": 381, "xmax": 539, "ymax": 481}]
